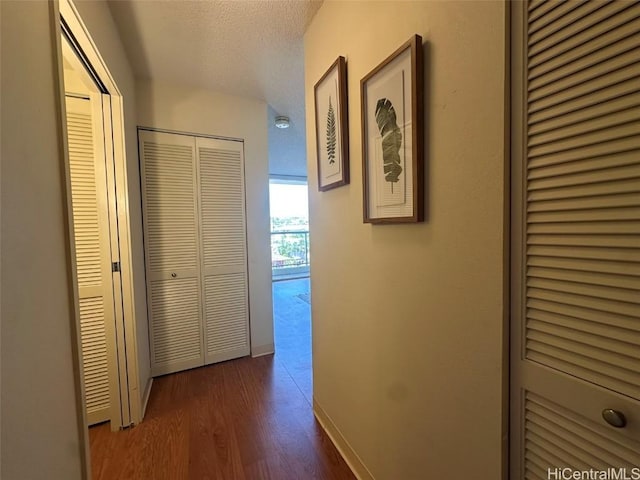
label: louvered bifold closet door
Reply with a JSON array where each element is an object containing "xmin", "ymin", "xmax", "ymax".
[
  {"xmin": 196, "ymin": 137, "xmax": 250, "ymax": 364},
  {"xmin": 66, "ymin": 95, "xmax": 118, "ymax": 425},
  {"xmin": 140, "ymin": 130, "xmax": 204, "ymax": 376},
  {"xmin": 512, "ymin": 2, "xmax": 640, "ymax": 479}
]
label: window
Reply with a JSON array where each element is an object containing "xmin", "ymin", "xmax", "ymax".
[{"xmin": 269, "ymin": 178, "xmax": 309, "ymax": 277}]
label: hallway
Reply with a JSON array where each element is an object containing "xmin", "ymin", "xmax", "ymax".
[{"xmin": 88, "ymin": 278, "xmax": 350, "ymax": 480}]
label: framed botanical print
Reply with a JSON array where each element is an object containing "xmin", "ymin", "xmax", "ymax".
[
  {"xmin": 361, "ymin": 35, "xmax": 424, "ymax": 223},
  {"xmin": 314, "ymin": 56, "xmax": 349, "ymax": 191}
]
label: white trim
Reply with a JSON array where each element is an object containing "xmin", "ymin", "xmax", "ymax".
[
  {"xmin": 141, "ymin": 378, "xmax": 153, "ymax": 418},
  {"xmin": 313, "ymin": 399, "xmax": 374, "ymax": 480},
  {"xmin": 59, "ymin": 0, "xmax": 142, "ymax": 426},
  {"xmin": 59, "ymin": 0, "xmax": 121, "ymax": 96},
  {"xmin": 138, "ymin": 126, "xmax": 243, "ymax": 143},
  {"xmin": 251, "ymin": 343, "xmax": 275, "ymax": 358}
]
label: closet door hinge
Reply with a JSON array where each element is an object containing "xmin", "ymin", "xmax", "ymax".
[{"xmin": 112, "ymin": 261, "xmax": 121, "ymax": 273}]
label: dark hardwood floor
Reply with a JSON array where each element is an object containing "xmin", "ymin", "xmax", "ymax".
[{"xmin": 89, "ymin": 354, "xmax": 354, "ymax": 480}]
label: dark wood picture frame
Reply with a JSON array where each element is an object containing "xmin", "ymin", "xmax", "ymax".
[
  {"xmin": 314, "ymin": 56, "xmax": 349, "ymax": 191},
  {"xmin": 361, "ymin": 35, "xmax": 424, "ymax": 223}
]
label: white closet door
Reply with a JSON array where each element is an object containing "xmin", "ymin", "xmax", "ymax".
[
  {"xmin": 196, "ymin": 137, "xmax": 250, "ymax": 364},
  {"xmin": 66, "ymin": 95, "xmax": 118, "ymax": 426},
  {"xmin": 511, "ymin": 2, "xmax": 640, "ymax": 478},
  {"xmin": 139, "ymin": 130, "xmax": 204, "ymax": 376}
]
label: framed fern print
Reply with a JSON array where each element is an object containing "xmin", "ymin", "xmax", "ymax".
[
  {"xmin": 314, "ymin": 56, "xmax": 349, "ymax": 191},
  {"xmin": 361, "ymin": 35, "xmax": 424, "ymax": 223}
]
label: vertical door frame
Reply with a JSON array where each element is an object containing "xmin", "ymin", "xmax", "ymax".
[
  {"xmin": 51, "ymin": 2, "xmax": 90, "ymax": 476},
  {"xmin": 502, "ymin": 3, "xmax": 513, "ymax": 480},
  {"xmin": 509, "ymin": 1, "xmax": 526, "ymax": 478},
  {"xmin": 56, "ymin": 0, "xmax": 143, "ymax": 432}
]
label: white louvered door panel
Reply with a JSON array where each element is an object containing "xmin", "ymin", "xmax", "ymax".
[
  {"xmin": 196, "ymin": 137, "xmax": 250, "ymax": 364},
  {"xmin": 139, "ymin": 130, "xmax": 204, "ymax": 376},
  {"xmin": 524, "ymin": 391, "xmax": 640, "ymax": 477},
  {"xmin": 511, "ymin": 2, "xmax": 640, "ymax": 478},
  {"xmin": 66, "ymin": 95, "xmax": 118, "ymax": 426}
]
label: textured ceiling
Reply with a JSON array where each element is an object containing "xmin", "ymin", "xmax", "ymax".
[{"xmin": 108, "ymin": 0, "xmax": 323, "ymax": 177}]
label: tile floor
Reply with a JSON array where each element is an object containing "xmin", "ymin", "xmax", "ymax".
[{"xmin": 272, "ymin": 277, "xmax": 312, "ymax": 405}]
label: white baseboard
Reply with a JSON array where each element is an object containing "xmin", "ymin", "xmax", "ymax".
[
  {"xmin": 313, "ymin": 399, "xmax": 375, "ymax": 480},
  {"xmin": 251, "ymin": 343, "xmax": 275, "ymax": 358},
  {"xmin": 141, "ymin": 377, "xmax": 153, "ymax": 419}
]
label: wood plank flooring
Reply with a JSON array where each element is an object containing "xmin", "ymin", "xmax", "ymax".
[{"xmin": 89, "ymin": 355, "xmax": 355, "ymax": 480}]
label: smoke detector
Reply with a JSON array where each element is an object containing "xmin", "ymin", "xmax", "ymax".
[{"xmin": 275, "ymin": 115, "xmax": 290, "ymax": 129}]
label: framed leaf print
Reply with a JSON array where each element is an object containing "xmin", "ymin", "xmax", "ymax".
[
  {"xmin": 361, "ymin": 35, "xmax": 424, "ymax": 223},
  {"xmin": 314, "ymin": 56, "xmax": 349, "ymax": 191}
]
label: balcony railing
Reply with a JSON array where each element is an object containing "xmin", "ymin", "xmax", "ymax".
[{"xmin": 271, "ymin": 230, "xmax": 309, "ymax": 271}]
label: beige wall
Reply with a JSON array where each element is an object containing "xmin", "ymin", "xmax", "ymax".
[
  {"xmin": 136, "ymin": 80, "xmax": 274, "ymax": 356},
  {"xmin": 1, "ymin": 1, "xmax": 84, "ymax": 478},
  {"xmin": 73, "ymin": 0, "xmax": 152, "ymax": 409},
  {"xmin": 304, "ymin": 2, "xmax": 507, "ymax": 479}
]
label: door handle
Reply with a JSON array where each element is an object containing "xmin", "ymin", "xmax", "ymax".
[{"xmin": 602, "ymin": 409, "xmax": 627, "ymax": 428}]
